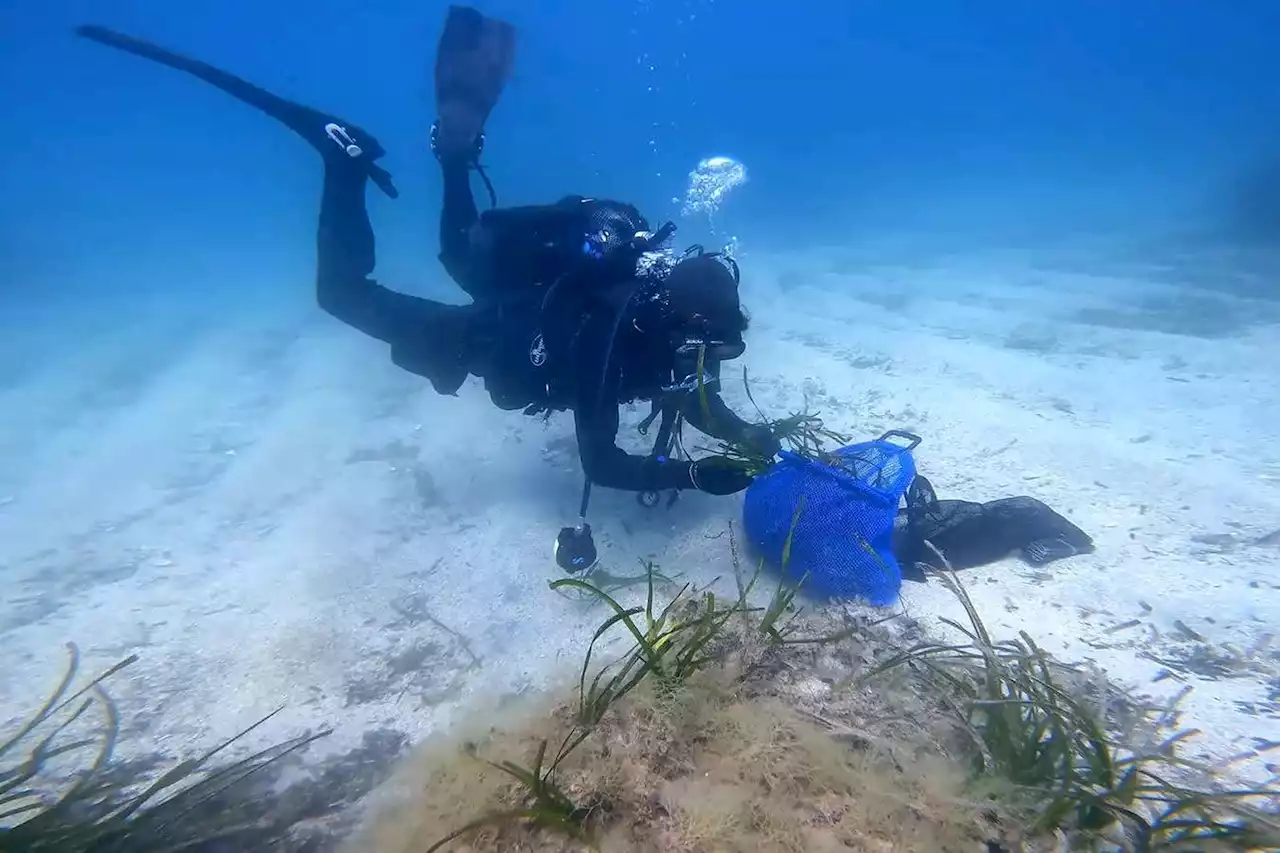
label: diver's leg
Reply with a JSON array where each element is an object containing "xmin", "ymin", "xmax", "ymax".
[
  {"xmin": 436, "ymin": 154, "xmax": 482, "ymax": 289},
  {"xmin": 317, "ymin": 160, "xmax": 471, "ymax": 394},
  {"xmin": 316, "ymin": 163, "xmax": 376, "ymax": 315},
  {"xmin": 75, "ymin": 24, "xmax": 470, "ymax": 391},
  {"xmin": 429, "ymin": 6, "xmax": 516, "ymax": 296},
  {"xmin": 75, "ymin": 24, "xmax": 398, "ymax": 197}
]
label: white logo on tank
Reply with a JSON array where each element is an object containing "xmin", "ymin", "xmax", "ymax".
[{"xmin": 529, "ymin": 333, "xmax": 548, "ymax": 367}]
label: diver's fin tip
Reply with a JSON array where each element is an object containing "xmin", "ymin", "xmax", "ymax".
[
  {"xmin": 434, "ymin": 4, "xmax": 516, "ymax": 151},
  {"xmin": 75, "ymin": 24, "xmax": 129, "ymax": 50},
  {"xmin": 369, "ymin": 164, "xmax": 399, "ymax": 199}
]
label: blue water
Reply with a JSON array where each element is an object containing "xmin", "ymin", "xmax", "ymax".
[{"xmin": 3, "ymin": 0, "xmax": 1279, "ymax": 313}]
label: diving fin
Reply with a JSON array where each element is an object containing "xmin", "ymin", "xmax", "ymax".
[
  {"xmin": 433, "ymin": 5, "xmax": 516, "ymax": 159},
  {"xmin": 74, "ymin": 24, "xmax": 398, "ymax": 198}
]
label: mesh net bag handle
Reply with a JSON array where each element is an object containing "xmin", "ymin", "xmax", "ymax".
[{"xmin": 875, "ymin": 430, "xmax": 922, "ymax": 452}]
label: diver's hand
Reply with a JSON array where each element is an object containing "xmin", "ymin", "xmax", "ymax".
[
  {"xmin": 689, "ymin": 457, "xmax": 754, "ymax": 496},
  {"xmin": 742, "ymin": 424, "xmax": 782, "ymax": 459}
]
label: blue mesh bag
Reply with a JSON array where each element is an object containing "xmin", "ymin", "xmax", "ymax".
[{"xmin": 741, "ymin": 430, "xmax": 921, "ymax": 605}]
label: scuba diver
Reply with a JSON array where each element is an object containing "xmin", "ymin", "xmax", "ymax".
[
  {"xmin": 75, "ymin": 8, "xmax": 779, "ymax": 571},
  {"xmin": 74, "ymin": 9, "xmax": 1095, "ymax": 586}
]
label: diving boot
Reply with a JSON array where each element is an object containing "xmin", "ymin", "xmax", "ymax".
[{"xmin": 429, "ymin": 119, "xmax": 485, "ymax": 166}]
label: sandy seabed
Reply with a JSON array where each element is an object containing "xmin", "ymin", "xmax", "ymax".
[{"xmin": 1, "ymin": 235, "xmax": 1277, "ymax": 840}]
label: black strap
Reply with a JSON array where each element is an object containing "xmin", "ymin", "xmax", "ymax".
[
  {"xmin": 649, "ymin": 399, "xmax": 682, "ymax": 461},
  {"xmin": 476, "ymin": 162, "xmax": 498, "ymax": 208},
  {"xmin": 904, "ymin": 474, "xmax": 941, "ymax": 562},
  {"xmin": 636, "ymin": 394, "xmax": 686, "ymax": 508},
  {"xmin": 577, "ymin": 478, "xmax": 592, "ymax": 522}
]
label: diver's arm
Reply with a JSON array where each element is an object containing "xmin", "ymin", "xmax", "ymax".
[
  {"xmin": 574, "ymin": 402, "xmax": 756, "ymax": 495},
  {"xmin": 680, "ymin": 389, "xmax": 757, "ymax": 444},
  {"xmin": 679, "ymin": 361, "xmax": 778, "ymax": 453},
  {"xmin": 575, "ymin": 397, "xmax": 694, "ymax": 492},
  {"xmin": 567, "ymin": 308, "xmax": 692, "ymax": 492}
]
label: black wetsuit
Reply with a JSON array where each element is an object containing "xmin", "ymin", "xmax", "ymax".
[{"xmin": 317, "ymin": 155, "xmax": 760, "ymax": 493}]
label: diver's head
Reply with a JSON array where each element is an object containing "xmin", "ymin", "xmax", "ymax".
[
  {"xmin": 625, "ymin": 250, "xmax": 749, "ymax": 394},
  {"xmin": 660, "ymin": 252, "xmax": 748, "ymax": 363}
]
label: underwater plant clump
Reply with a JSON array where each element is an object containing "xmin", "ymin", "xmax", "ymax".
[
  {"xmin": 10, "ymin": 544, "xmax": 1272, "ymax": 851},
  {"xmin": 692, "ymin": 361, "xmax": 852, "ymax": 478},
  {"xmin": 339, "ymin": 552, "xmax": 1001, "ymax": 853},
  {"xmin": 344, "ymin": 610, "xmax": 990, "ymax": 852},
  {"xmin": 861, "ymin": 568, "xmax": 1280, "ymax": 852},
  {"xmin": 0, "ymin": 643, "xmax": 331, "ymax": 852},
  {"xmin": 342, "ymin": 538, "xmax": 1280, "ymax": 853}
]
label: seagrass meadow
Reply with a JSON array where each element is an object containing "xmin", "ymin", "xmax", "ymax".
[{"xmin": 6, "ymin": 543, "xmax": 1278, "ymax": 853}]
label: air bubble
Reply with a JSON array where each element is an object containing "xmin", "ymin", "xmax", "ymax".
[{"xmin": 680, "ymin": 155, "xmax": 747, "ymax": 224}]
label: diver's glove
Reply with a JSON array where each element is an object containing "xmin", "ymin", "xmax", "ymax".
[
  {"xmin": 688, "ymin": 457, "xmax": 754, "ymax": 496},
  {"xmin": 741, "ymin": 424, "xmax": 782, "ymax": 459}
]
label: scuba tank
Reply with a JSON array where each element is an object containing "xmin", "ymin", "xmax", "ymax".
[{"xmin": 476, "ymin": 195, "xmax": 664, "ymax": 292}]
